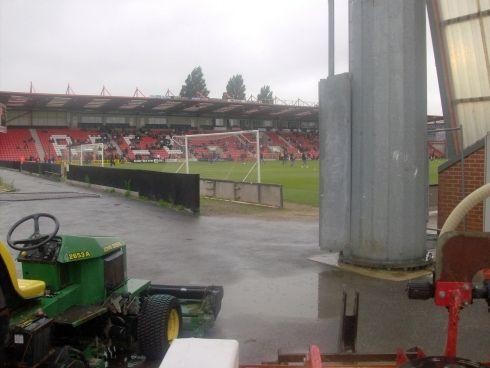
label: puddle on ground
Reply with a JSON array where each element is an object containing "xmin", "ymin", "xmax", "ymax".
[{"xmin": 219, "ymin": 269, "xmax": 363, "ymax": 321}]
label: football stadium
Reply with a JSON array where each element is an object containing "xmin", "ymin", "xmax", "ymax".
[
  {"xmin": 0, "ymin": 91, "xmax": 445, "ymax": 207},
  {"xmin": 3, "ymin": 1, "xmax": 490, "ymax": 368}
]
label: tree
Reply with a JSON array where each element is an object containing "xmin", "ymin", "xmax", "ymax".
[
  {"xmin": 180, "ymin": 66, "xmax": 209, "ymax": 98},
  {"xmin": 257, "ymin": 85, "xmax": 273, "ymax": 103},
  {"xmin": 225, "ymin": 74, "xmax": 246, "ymax": 100}
]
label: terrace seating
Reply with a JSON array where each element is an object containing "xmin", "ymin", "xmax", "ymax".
[
  {"xmin": 36, "ymin": 128, "xmax": 101, "ymax": 159},
  {"xmin": 0, "ymin": 127, "xmax": 322, "ymax": 162},
  {"xmin": 0, "ymin": 128, "xmax": 38, "ymax": 161},
  {"xmin": 276, "ymin": 131, "xmax": 319, "ymax": 158},
  {"xmin": 150, "ymin": 149, "xmax": 169, "ymax": 159}
]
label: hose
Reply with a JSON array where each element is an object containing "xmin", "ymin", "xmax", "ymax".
[{"xmin": 440, "ymin": 183, "xmax": 490, "ymax": 235}]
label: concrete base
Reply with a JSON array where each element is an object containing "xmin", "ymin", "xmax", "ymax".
[{"xmin": 309, "ymin": 253, "xmax": 431, "ymax": 281}]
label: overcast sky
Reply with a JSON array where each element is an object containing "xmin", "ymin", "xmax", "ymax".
[{"xmin": 0, "ymin": 0, "xmax": 442, "ymax": 114}]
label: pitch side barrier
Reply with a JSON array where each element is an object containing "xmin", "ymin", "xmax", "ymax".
[
  {"xmin": 67, "ymin": 165, "xmax": 199, "ymax": 212},
  {"xmin": 200, "ymin": 179, "xmax": 283, "ymax": 208},
  {"xmin": 0, "ymin": 161, "xmax": 61, "ymax": 176}
]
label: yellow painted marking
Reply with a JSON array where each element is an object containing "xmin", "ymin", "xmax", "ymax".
[
  {"xmin": 103, "ymin": 241, "xmax": 124, "ymax": 253},
  {"xmin": 68, "ymin": 251, "xmax": 91, "ymax": 260}
]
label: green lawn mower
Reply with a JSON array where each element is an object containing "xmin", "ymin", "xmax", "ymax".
[{"xmin": 0, "ymin": 213, "xmax": 223, "ymax": 367}]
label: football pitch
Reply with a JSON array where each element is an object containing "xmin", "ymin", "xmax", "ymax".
[
  {"xmin": 116, "ymin": 159, "xmax": 444, "ymax": 207},
  {"xmin": 117, "ymin": 160, "xmax": 320, "ymax": 207}
]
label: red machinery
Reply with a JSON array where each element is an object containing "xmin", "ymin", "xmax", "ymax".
[{"xmin": 241, "ymin": 231, "xmax": 490, "ymax": 368}]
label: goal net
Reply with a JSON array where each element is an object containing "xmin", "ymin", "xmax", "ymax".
[
  {"xmin": 172, "ymin": 130, "xmax": 262, "ymax": 183},
  {"xmin": 63, "ymin": 143, "xmax": 105, "ymax": 166}
]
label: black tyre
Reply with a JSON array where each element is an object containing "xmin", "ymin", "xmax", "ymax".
[{"xmin": 137, "ymin": 294, "xmax": 182, "ymax": 360}]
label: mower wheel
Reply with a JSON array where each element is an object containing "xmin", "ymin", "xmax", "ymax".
[{"xmin": 137, "ymin": 294, "xmax": 182, "ymax": 360}]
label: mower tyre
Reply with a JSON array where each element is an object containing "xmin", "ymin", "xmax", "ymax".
[{"xmin": 137, "ymin": 294, "xmax": 182, "ymax": 360}]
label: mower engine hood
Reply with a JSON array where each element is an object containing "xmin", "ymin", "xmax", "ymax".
[{"xmin": 56, "ymin": 235, "xmax": 125, "ymax": 263}]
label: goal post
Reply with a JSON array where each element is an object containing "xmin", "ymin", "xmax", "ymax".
[
  {"xmin": 64, "ymin": 143, "xmax": 105, "ymax": 167},
  {"xmin": 174, "ymin": 130, "xmax": 262, "ymax": 183}
]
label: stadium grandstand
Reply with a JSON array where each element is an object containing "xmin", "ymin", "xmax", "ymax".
[
  {"xmin": 0, "ymin": 90, "xmax": 443, "ymax": 163},
  {"xmin": 0, "ymin": 91, "xmax": 320, "ymax": 163}
]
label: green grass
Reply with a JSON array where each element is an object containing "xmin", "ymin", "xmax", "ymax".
[
  {"xmin": 115, "ymin": 158, "xmax": 444, "ymax": 207},
  {"xmin": 117, "ymin": 160, "xmax": 320, "ymax": 207},
  {"xmin": 429, "ymin": 158, "xmax": 446, "ymax": 185},
  {"xmin": 0, "ymin": 176, "xmax": 14, "ymax": 192}
]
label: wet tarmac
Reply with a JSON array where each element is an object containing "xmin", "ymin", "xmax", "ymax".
[{"xmin": 0, "ymin": 168, "xmax": 489, "ymax": 364}]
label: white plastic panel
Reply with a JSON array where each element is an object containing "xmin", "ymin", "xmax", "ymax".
[
  {"xmin": 456, "ymin": 102, "xmax": 490, "ymax": 147},
  {"xmin": 160, "ymin": 338, "xmax": 239, "ymax": 368},
  {"xmin": 482, "ymin": 0, "xmax": 490, "ymax": 11},
  {"xmin": 433, "ymin": 0, "xmax": 490, "ymax": 149},
  {"xmin": 445, "ymin": 20, "xmax": 489, "ymax": 99},
  {"xmin": 439, "ymin": 0, "xmax": 478, "ymax": 21}
]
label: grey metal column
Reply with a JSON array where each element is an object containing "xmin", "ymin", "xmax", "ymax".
[
  {"xmin": 344, "ymin": 0, "xmax": 427, "ymax": 267},
  {"xmin": 319, "ymin": 74, "xmax": 352, "ymax": 252},
  {"xmin": 328, "ymin": 0, "xmax": 335, "ymax": 77}
]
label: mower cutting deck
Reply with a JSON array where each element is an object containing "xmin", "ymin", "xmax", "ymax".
[{"xmin": 0, "ymin": 213, "xmax": 223, "ymax": 367}]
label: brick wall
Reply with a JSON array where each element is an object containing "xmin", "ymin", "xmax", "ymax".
[{"xmin": 438, "ymin": 146, "xmax": 485, "ymax": 231}]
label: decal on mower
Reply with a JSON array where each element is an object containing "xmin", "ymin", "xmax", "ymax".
[
  {"xmin": 103, "ymin": 241, "xmax": 124, "ymax": 253},
  {"xmin": 67, "ymin": 251, "xmax": 91, "ymax": 261}
]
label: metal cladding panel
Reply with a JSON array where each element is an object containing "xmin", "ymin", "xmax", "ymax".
[{"xmin": 346, "ymin": 0, "xmax": 427, "ymax": 267}]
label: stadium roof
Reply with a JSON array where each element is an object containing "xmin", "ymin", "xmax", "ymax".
[{"xmin": 0, "ymin": 91, "xmax": 318, "ymax": 122}]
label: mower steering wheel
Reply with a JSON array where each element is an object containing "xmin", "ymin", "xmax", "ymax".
[{"xmin": 7, "ymin": 213, "xmax": 60, "ymax": 251}]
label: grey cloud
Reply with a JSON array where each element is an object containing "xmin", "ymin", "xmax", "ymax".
[{"xmin": 0, "ymin": 0, "xmax": 441, "ymax": 113}]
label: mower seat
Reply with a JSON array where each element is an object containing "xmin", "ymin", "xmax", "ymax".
[{"xmin": 0, "ymin": 242, "xmax": 45, "ymax": 299}]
